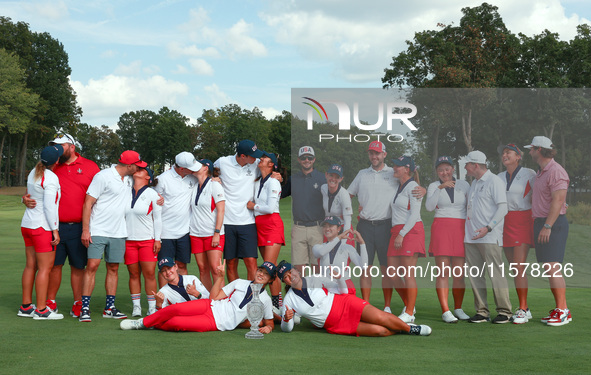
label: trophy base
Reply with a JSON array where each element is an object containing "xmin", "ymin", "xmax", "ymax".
[{"xmin": 245, "ymin": 330, "xmax": 264, "ymax": 339}]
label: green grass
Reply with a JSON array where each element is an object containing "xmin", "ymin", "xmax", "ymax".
[{"xmin": 1, "ymin": 195, "xmax": 590, "ymax": 374}]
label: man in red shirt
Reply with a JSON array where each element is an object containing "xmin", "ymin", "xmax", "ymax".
[{"xmin": 24, "ymin": 133, "xmax": 100, "ymax": 317}]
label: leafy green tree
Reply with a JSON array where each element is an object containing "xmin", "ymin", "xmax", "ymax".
[{"xmin": 75, "ymin": 123, "xmax": 122, "ymax": 169}]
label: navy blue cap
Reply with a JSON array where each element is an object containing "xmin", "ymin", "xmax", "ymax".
[
  {"xmin": 40, "ymin": 145, "xmax": 64, "ymax": 166},
  {"xmin": 145, "ymin": 167, "xmax": 155, "ymax": 184},
  {"xmin": 321, "ymin": 216, "xmax": 342, "ymax": 226},
  {"xmin": 199, "ymin": 159, "xmax": 213, "ymax": 173},
  {"xmin": 158, "ymin": 257, "xmax": 175, "ymax": 271},
  {"xmin": 261, "ymin": 151, "xmax": 277, "ymax": 166},
  {"xmin": 392, "ymin": 155, "xmax": 416, "ymax": 172},
  {"xmin": 236, "ymin": 140, "xmax": 264, "ymax": 158},
  {"xmin": 503, "ymin": 144, "xmax": 522, "ymax": 156},
  {"xmin": 277, "ymin": 260, "xmax": 292, "ymax": 281},
  {"xmin": 435, "ymin": 156, "xmax": 453, "ymax": 168},
  {"xmin": 326, "ymin": 164, "xmax": 343, "ymax": 177},
  {"xmin": 258, "ymin": 261, "xmax": 277, "ymax": 279}
]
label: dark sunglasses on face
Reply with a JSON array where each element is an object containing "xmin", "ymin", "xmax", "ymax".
[{"xmin": 299, "ymin": 156, "xmax": 314, "ymax": 161}]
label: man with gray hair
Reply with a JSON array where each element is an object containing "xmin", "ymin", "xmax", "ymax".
[{"xmin": 463, "ymin": 150, "xmax": 512, "ymax": 324}]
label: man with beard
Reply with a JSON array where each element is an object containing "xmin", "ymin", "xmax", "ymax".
[{"xmin": 23, "ymin": 133, "xmax": 100, "ymax": 317}]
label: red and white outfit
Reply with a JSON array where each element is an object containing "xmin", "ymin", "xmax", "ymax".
[
  {"xmin": 498, "ymin": 166, "xmax": 536, "ymax": 247},
  {"xmin": 388, "ymin": 179, "xmax": 425, "ymax": 256},
  {"xmin": 280, "ymin": 276, "xmax": 368, "ymax": 336},
  {"xmin": 154, "ymin": 168, "xmax": 196, "ymax": 240},
  {"xmin": 252, "ymin": 176, "xmax": 285, "ymax": 246},
  {"xmin": 425, "ymin": 179, "xmax": 470, "ymax": 257},
  {"xmin": 124, "ymin": 187, "xmax": 162, "ymax": 264},
  {"xmin": 158, "ymin": 275, "xmax": 210, "ymax": 308},
  {"xmin": 143, "ymin": 279, "xmax": 272, "ymax": 332},
  {"xmin": 313, "ymin": 238, "xmax": 368, "ymax": 294},
  {"xmin": 21, "ymin": 169, "xmax": 61, "ymax": 252},
  {"xmin": 189, "ymin": 178, "xmax": 225, "ymax": 253}
]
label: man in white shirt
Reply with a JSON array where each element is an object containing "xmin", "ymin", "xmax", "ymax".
[
  {"xmin": 79, "ymin": 150, "xmax": 147, "ymax": 322},
  {"xmin": 154, "ymin": 152, "xmax": 201, "ymax": 286},
  {"xmin": 463, "ymin": 150, "xmax": 511, "ymax": 324},
  {"xmin": 214, "ymin": 140, "xmax": 263, "ymax": 282}
]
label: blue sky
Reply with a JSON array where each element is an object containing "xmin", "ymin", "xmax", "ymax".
[{"xmin": 1, "ymin": 0, "xmax": 589, "ymax": 128}]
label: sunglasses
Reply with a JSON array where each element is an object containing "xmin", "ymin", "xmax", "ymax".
[
  {"xmin": 54, "ymin": 133, "xmax": 74, "ymax": 144},
  {"xmin": 299, "ymin": 156, "xmax": 314, "ymax": 161}
]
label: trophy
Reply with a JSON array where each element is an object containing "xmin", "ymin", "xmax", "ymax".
[{"xmin": 245, "ymin": 283, "xmax": 265, "ymax": 339}]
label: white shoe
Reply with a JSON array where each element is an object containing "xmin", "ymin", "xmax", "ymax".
[
  {"xmin": 453, "ymin": 308, "xmax": 470, "ymax": 321},
  {"xmin": 33, "ymin": 309, "xmax": 64, "ymax": 320},
  {"xmin": 384, "ymin": 306, "xmax": 392, "ymax": 314},
  {"xmin": 512, "ymin": 308, "xmax": 529, "ymax": 324},
  {"xmin": 525, "ymin": 308, "xmax": 532, "ymax": 319},
  {"xmin": 293, "ymin": 313, "xmax": 301, "ymax": 325},
  {"xmin": 442, "ymin": 310, "xmax": 458, "ymax": 323},
  {"xmin": 401, "ymin": 306, "xmax": 416, "ymax": 315},
  {"xmin": 132, "ymin": 305, "xmax": 142, "ymax": 317},
  {"xmin": 398, "ymin": 312, "xmax": 415, "ymax": 323},
  {"xmin": 408, "ymin": 323, "xmax": 432, "ymax": 336},
  {"xmin": 120, "ymin": 318, "xmax": 146, "ymax": 330},
  {"xmin": 147, "ymin": 307, "xmax": 157, "ymax": 316}
]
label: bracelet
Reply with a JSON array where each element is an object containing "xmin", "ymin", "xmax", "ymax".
[{"xmin": 214, "ymin": 229, "xmax": 220, "ymax": 234}]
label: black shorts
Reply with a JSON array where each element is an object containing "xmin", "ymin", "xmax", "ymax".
[
  {"xmin": 357, "ymin": 219, "xmax": 391, "ymax": 266},
  {"xmin": 55, "ymin": 222, "xmax": 87, "ymax": 269},
  {"xmin": 224, "ymin": 224, "xmax": 258, "ymax": 259},
  {"xmin": 159, "ymin": 233, "xmax": 192, "ymax": 264},
  {"xmin": 534, "ymin": 215, "xmax": 568, "ymax": 263}
]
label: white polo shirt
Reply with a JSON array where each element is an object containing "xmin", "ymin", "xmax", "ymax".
[
  {"xmin": 253, "ymin": 177, "xmax": 281, "ymax": 216},
  {"xmin": 348, "ymin": 165, "xmax": 399, "ymax": 221},
  {"xmin": 158, "ymin": 275, "xmax": 210, "ymax": 308},
  {"xmin": 465, "ymin": 170, "xmax": 507, "ymax": 245},
  {"xmin": 280, "ymin": 276, "xmax": 346, "ymax": 331},
  {"xmin": 154, "ymin": 167, "xmax": 197, "ymax": 239},
  {"xmin": 313, "ymin": 237, "xmax": 368, "ymax": 280},
  {"xmin": 425, "ymin": 179, "xmax": 470, "ymax": 219},
  {"xmin": 321, "ymin": 184, "xmax": 353, "ymax": 229},
  {"xmin": 211, "ymin": 279, "xmax": 273, "ymax": 331},
  {"xmin": 497, "ymin": 166, "xmax": 536, "ymax": 211},
  {"xmin": 189, "ymin": 179, "xmax": 226, "ymax": 237},
  {"xmin": 214, "ymin": 155, "xmax": 260, "ymax": 225},
  {"xmin": 86, "ymin": 165, "xmax": 132, "ymax": 238},
  {"xmin": 125, "ymin": 187, "xmax": 162, "ymax": 241},
  {"xmin": 390, "ymin": 180, "xmax": 422, "ymax": 236},
  {"xmin": 21, "ymin": 169, "xmax": 61, "ymax": 231}
]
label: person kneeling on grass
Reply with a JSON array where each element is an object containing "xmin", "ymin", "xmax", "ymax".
[
  {"xmin": 277, "ymin": 261, "xmax": 431, "ymax": 337},
  {"xmin": 120, "ymin": 260, "xmax": 275, "ymax": 333},
  {"xmin": 153, "ymin": 257, "xmax": 210, "ymax": 309}
]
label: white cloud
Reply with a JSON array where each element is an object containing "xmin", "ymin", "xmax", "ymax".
[
  {"xmin": 23, "ymin": 0, "xmax": 69, "ymax": 21},
  {"xmin": 71, "ymin": 75, "xmax": 189, "ymax": 126},
  {"xmin": 203, "ymin": 84, "xmax": 235, "ymax": 108},
  {"xmin": 167, "ymin": 41, "xmax": 220, "ymax": 59},
  {"xmin": 188, "ymin": 59, "xmax": 214, "ymax": 75},
  {"xmin": 172, "ymin": 64, "xmax": 189, "ymax": 74},
  {"xmin": 259, "ymin": 106, "xmax": 282, "ymax": 120},
  {"xmin": 225, "ymin": 19, "xmax": 267, "ymax": 58}
]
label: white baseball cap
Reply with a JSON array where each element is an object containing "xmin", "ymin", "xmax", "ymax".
[
  {"xmin": 175, "ymin": 151, "xmax": 202, "ymax": 172},
  {"xmin": 524, "ymin": 136, "xmax": 553, "ymax": 149},
  {"xmin": 49, "ymin": 133, "xmax": 75, "ymax": 145},
  {"xmin": 465, "ymin": 150, "xmax": 487, "ymax": 165},
  {"xmin": 298, "ymin": 146, "xmax": 315, "ymax": 157}
]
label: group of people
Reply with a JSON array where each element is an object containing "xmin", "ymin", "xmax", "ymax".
[{"xmin": 18, "ymin": 132, "xmax": 571, "ymax": 336}]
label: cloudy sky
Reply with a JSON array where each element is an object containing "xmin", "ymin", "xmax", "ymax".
[{"xmin": 1, "ymin": 0, "xmax": 589, "ymax": 128}]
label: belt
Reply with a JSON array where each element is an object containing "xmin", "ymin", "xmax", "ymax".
[
  {"xmin": 359, "ymin": 218, "xmax": 390, "ymax": 226},
  {"xmin": 59, "ymin": 222, "xmax": 80, "ymax": 225},
  {"xmin": 294, "ymin": 220, "xmax": 322, "ymax": 227}
]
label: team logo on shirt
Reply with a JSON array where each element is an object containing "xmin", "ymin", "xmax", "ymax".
[
  {"xmin": 189, "ymin": 181, "xmax": 194, "ymax": 188},
  {"xmin": 77, "ymin": 168, "xmax": 82, "ymax": 174},
  {"xmin": 313, "ymin": 183, "xmax": 318, "ymax": 189},
  {"xmin": 246, "ymin": 168, "xmax": 253, "ymax": 176}
]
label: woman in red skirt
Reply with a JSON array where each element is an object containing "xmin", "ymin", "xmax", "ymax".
[
  {"xmin": 498, "ymin": 144, "xmax": 536, "ymax": 324},
  {"xmin": 425, "ymin": 156, "xmax": 471, "ymax": 323}
]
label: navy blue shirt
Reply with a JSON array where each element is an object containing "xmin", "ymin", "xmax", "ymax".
[{"xmin": 282, "ymin": 169, "xmax": 325, "ymax": 222}]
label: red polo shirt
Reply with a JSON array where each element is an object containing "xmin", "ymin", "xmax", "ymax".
[{"xmin": 52, "ymin": 153, "xmax": 100, "ymax": 223}]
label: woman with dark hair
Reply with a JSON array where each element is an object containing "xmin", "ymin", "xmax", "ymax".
[
  {"xmin": 425, "ymin": 156, "xmax": 471, "ymax": 323},
  {"xmin": 388, "ymin": 156, "xmax": 425, "ymax": 324},
  {"xmin": 189, "ymin": 159, "xmax": 225, "ymax": 291},
  {"xmin": 321, "ymin": 164, "xmax": 353, "ymax": 245},
  {"xmin": 120, "ymin": 260, "xmax": 276, "ymax": 333},
  {"xmin": 498, "ymin": 144, "xmax": 536, "ymax": 324},
  {"xmin": 247, "ymin": 151, "xmax": 284, "ymax": 314},
  {"xmin": 125, "ymin": 167, "xmax": 162, "ymax": 317},
  {"xmin": 19, "ymin": 145, "xmax": 64, "ymax": 320},
  {"xmin": 277, "ymin": 261, "xmax": 431, "ymax": 337}
]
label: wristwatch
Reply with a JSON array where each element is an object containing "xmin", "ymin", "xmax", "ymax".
[
  {"xmin": 214, "ymin": 229, "xmax": 221, "ymax": 234},
  {"xmin": 543, "ymin": 224, "xmax": 552, "ymax": 229},
  {"xmin": 486, "ymin": 225, "xmax": 492, "ymax": 233}
]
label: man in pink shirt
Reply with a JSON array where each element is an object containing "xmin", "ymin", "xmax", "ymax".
[{"xmin": 524, "ymin": 136, "xmax": 571, "ymax": 326}]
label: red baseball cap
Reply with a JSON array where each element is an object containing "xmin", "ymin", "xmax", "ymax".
[
  {"xmin": 368, "ymin": 141, "xmax": 385, "ymax": 153},
  {"xmin": 119, "ymin": 150, "xmax": 147, "ymax": 167}
]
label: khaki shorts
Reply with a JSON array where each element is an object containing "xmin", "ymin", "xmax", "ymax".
[
  {"xmin": 88, "ymin": 236, "xmax": 125, "ymax": 263},
  {"xmin": 291, "ymin": 224, "xmax": 323, "ymax": 266}
]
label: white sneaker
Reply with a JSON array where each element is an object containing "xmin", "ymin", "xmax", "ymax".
[
  {"xmin": 525, "ymin": 308, "xmax": 532, "ymax": 319},
  {"xmin": 401, "ymin": 306, "xmax": 416, "ymax": 315},
  {"xmin": 512, "ymin": 308, "xmax": 529, "ymax": 324},
  {"xmin": 384, "ymin": 306, "xmax": 392, "ymax": 314},
  {"xmin": 408, "ymin": 323, "xmax": 432, "ymax": 336},
  {"xmin": 453, "ymin": 308, "xmax": 471, "ymax": 321},
  {"xmin": 398, "ymin": 311, "xmax": 415, "ymax": 323},
  {"xmin": 132, "ymin": 305, "xmax": 142, "ymax": 317},
  {"xmin": 293, "ymin": 313, "xmax": 301, "ymax": 325},
  {"xmin": 120, "ymin": 318, "xmax": 146, "ymax": 330},
  {"xmin": 147, "ymin": 307, "xmax": 157, "ymax": 316},
  {"xmin": 442, "ymin": 310, "xmax": 458, "ymax": 323},
  {"xmin": 33, "ymin": 309, "xmax": 64, "ymax": 320}
]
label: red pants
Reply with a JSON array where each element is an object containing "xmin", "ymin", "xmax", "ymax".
[{"xmin": 143, "ymin": 299, "xmax": 218, "ymax": 332}]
